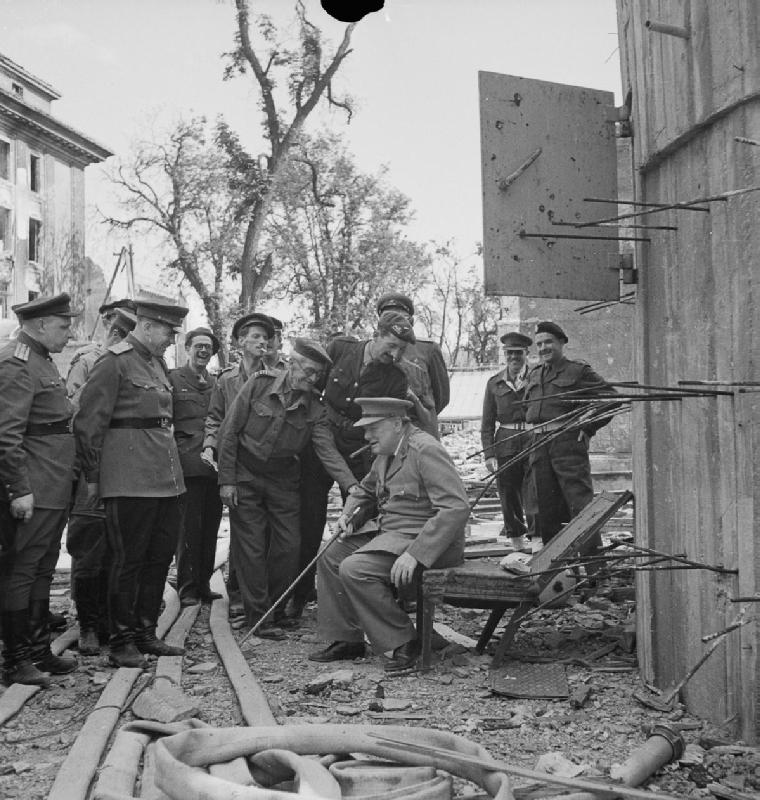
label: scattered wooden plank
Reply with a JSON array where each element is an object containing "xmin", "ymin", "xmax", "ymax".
[
  {"xmin": 47, "ymin": 667, "xmax": 144, "ymax": 800},
  {"xmin": 92, "ymin": 728, "xmax": 151, "ymax": 799}
]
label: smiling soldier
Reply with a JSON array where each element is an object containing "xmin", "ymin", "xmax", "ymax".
[
  {"xmin": 217, "ymin": 338, "xmax": 356, "ymax": 638},
  {"xmin": 309, "ymin": 396, "xmax": 469, "ymax": 675}
]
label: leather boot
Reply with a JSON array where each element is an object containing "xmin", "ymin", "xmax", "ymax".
[
  {"xmin": 73, "ymin": 576, "xmax": 101, "ymax": 655},
  {"xmin": 1, "ymin": 610, "xmax": 51, "ymax": 687},
  {"xmin": 135, "ymin": 577, "xmax": 184, "ymax": 657},
  {"xmin": 109, "ymin": 641, "xmax": 146, "ymax": 668},
  {"xmin": 29, "ymin": 599, "xmax": 77, "ymax": 674}
]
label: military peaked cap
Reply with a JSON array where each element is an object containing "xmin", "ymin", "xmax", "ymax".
[
  {"xmin": 13, "ymin": 293, "xmax": 80, "ymax": 320},
  {"xmin": 535, "ymin": 320, "xmax": 568, "ymax": 343},
  {"xmin": 267, "ymin": 315, "xmax": 284, "ymax": 332},
  {"xmin": 377, "ymin": 310, "xmax": 416, "ymax": 344},
  {"xmin": 232, "ymin": 312, "xmax": 275, "ymax": 341},
  {"xmin": 500, "ymin": 331, "xmax": 533, "ymax": 349},
  {"xmin": 292, "ymin": 337, "xmax": 332, "ymax": 367},
  {"xmin": 376, "ymin": 292, "xmax": 414, "ymax": 316},
  {"xmin": 110, "ymin": 308, "xmax": 137, "ymax": 335},
  {"xmin": 185, "ymin": 326, "xmax": 220, "ymax": 354},
  {"xmin": 135, "ymin": 297, "xmax": 189, "ymax": 332},
  {"xmin": 99, "ymin": 297, "xmax": 137, "ymax": 316},
  {"xmin": 353, "ymin": 396, "xmax": 413, "ymax": 427}
]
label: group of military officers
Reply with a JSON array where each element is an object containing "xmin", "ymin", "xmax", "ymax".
[{"xmin": 0, "ymin": 285, "xmax": 612, "ymax": 686}]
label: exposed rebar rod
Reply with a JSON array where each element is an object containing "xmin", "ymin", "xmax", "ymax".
[
  {"xmin": 519, "ymin": 231, "xmax": 651, "ymax": 242},
  {"xmin": 583, "ymin": 196, "xmax": 709, "ymax": 212}
]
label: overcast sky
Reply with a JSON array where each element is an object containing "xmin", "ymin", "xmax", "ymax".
[{"xmin": 0, "ymin": 0, "xmax": 622, "ymax": 293}]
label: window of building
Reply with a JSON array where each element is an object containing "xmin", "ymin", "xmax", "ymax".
[
  {"xmin": 30, "ymin": 154, "xmax": 41, "ymax": 193},
  {"xmin": 11, "ymin": 83, "xmax": 23, "ymax": 99},
  {"xmin": 0, "ymin": 207, "xmax": 9, "ymax": 251},
  {"xmin": 0, "ymin": 140, "xmax": 9, "ymax": 181},
  {"xmin": 28, "ymin": 218, "xmax": 41, "ymax": 262}
]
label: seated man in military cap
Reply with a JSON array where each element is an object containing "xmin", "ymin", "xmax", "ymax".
[
  {"xmin": 481, "ymin": 331, "xmax": 533, "ymax": 553},
  {"xmin": 309, "ymin": 396, "xmax": 469, "ymax": 674},
  {"xmin": 67, "ymin": 306, "xmax": 137, "ymax": 656},
  {"xmin": 74, "ymin": 296, "xmax": 189, "ymax": 667},
  {"xmin": 0, "ymin": 293, "xmax": 79, "ymax": 686},
  {"xmin": 522, "ymin": 321, "xmax": 616, "ymax": 552},
  {"xmin": 217, "ymin": 338, "xmax": 357, "ymax": 637},
  {"xmin": 290, "ymin": 310, "xmax": 414, "ymax": 620},
  {"xmin": 170, "ymin": 327, "xmax": 224, "ymax": 607}
]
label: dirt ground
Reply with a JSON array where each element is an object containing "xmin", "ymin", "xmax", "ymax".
[{"xmin": 0, "ymin": 430, "xmax": 754, "ymax": 798}]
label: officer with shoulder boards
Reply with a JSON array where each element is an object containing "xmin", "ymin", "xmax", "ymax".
[
  {"xmin": 0, "ymin": 294, "xmax": 79, "ymax": 686},
  {"xmin": 74, "ymin": 296, "xmax": 189, "ymax": 668}
]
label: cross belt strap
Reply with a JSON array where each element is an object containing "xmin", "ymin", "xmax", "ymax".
[{"xmin": 109, "ymin": 417, "xmax": 172, "ymax": 430}]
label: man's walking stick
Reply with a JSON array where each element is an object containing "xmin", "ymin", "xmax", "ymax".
[{"xmin": 239, "ymin": 507, "xmax": 360, "ymax": 645}]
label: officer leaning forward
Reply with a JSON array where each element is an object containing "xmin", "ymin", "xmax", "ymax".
[
  {"xmin": 74, "ymin": 297, "xmax": 188, "ymax": 668},
  {"xmin": 0, "ymin": 294, "xmax": 79, "ymax": 687},
  {"xmin": 523, "ymin": 321, "xmax": 617, "ymax": 553}
]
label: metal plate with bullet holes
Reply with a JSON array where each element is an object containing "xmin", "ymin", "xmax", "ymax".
[
  {"xmin": 489, "ymin": 661, "xmax": 569, "ymax": 699},
  {"xmin": 480, "ymin": 71, "xmax": 620, "ymax": 300}
]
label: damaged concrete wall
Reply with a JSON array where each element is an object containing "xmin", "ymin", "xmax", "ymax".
[{"xmin": 616, "ymin": 0, "xmax": 760, "ymax": 740}]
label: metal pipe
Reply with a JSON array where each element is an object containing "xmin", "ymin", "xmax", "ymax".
[
  {"xmin": 519, "ymin": 231, "xmax": 651, "ymax": 242},
  {"xmin": 645, "ymin": 20, "xmax": 691, "ymax": 39},
  {"xmin": 735, "ymin": 136, "xmax": 760, "ymax": 146}
]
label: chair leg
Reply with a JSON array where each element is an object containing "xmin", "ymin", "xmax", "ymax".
[
  {"xmin": 491, "ymin": 601, "xmax": 534, "ymax": 668},
  {"xmin": 420, "ymin": 597, "xmax": 435, "ymax": 670},
  {"xmin": 476, "ymin": 604, "xmax": 508, "ymax": 653}
]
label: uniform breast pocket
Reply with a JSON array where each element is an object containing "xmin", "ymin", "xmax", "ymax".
[
  {"xmin": 37, "ymin": 375, "xmax": 71, "ymax": 415},
  {"xmin": 129, "ymin": 378, "xmax": 166, "ymax": 417},
  {"xmin": 251, "ymin": 400, "xmax": 275, "ymax": 419},
  {"xmin": 174, "ymin": 390, "xmax": 207, "ymax": 418},
  {"xmin": 393, "ymin": 479, "xmax": 421, "ymax": 500}
]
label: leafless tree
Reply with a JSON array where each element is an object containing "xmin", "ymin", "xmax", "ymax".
[{"xmin": 220, "ymin": 0, "xmax": 356, "ymax": 309}]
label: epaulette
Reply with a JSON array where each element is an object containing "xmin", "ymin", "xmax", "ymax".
[
  {"xmin": 108, "ymin": 341, "xmax": 133, "ymax": 355},
  {"xmin": 251, "ymin": 369, "xmax": 276, "ymax": 379},
  {"xmin": 13, "ymin": 342, "xmax": 30, "ymax": 362}
]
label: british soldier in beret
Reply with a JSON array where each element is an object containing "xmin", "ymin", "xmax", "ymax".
[
  {"xmin": 523, "ymin": 321, "xmax": 616, "ymax": 554},
  {"xmin": 169, "ymin": 327, "xmax": 223, "ymax": 608},
  {"xmin": 216, "ymin": 338, "xmax": 356, "ymax": 637},
  {"xmin": 0, "ymin": 294, "xmax": 79, "ymax": 686},
  {"xmin": 74, "ymin": 296, "xmax": 189, "ymax": 667},
  {"xmin": 481, "ymin": 331, "xmax": 534, "ymax": 552}
]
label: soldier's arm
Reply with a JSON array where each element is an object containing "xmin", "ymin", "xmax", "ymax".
[
  {"xmin": 202, "ymin": 378, "xmax": 228, "ymax": 455},
  {"xmin": 480, "ymin": 380, "xmax": 497, "ymax": 453},
  {"xmin": 578, "ymin": 365, "xmax": 618, "ymax": 435},
  {"xmin": 405, "ymin": 441, "xmax": 470, "ymax": 568},
  {"xmin": 73, "ymin": 355, "xmax": 120, "ymax": 484},
  {"xmin": 427, "ymin": 344, "xmax": 450, "ymax": 413},
  {"xmin": 216, "ymin": 378, "xmax": 255, "ymax": 485},
  {"xmin": 309, "ymin": 409, "xmax": 357, "ymax": 493},
  {"xmin": 0, "ymin": 360, "xmax": 34, "ymax": 501},
  {"xmin": 340, "ymin": 466, "xmax": 377, "ymax": 533}
]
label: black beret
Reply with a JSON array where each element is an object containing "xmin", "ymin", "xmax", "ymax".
[
  {"xmin": 135, "ymin": 297, "xmax": 189, "ymax": 332},
  {"xmin": 535, "ymin": 321, "xmax": 568, "ymax": 343},
  {"xmin": 377, "ymin": 310, "xmax": 416, "ymax": 344},
  {"xmin": 500, "ymin": 331, "xmax": 533, "ymax": 349},
  {"xmin": 376, "ymin": 292, "xmax": 414, "ymax": 316},
  {"xmin": 13, "ymin": 293, "xmax": 80, "ymax": 321},
  {"xmin": 232, "ymin": 312, "xmax": 275, "ymax": 341},
  {"xmin": 185, "ymin": 326, "xmax": 220, "ymax": 355},
  {"xmin": 292, "ymin": 337, "xmax": 332, "ymax": 367},
  {"xmin": 99, "ymin": 298, "xmax": 137, "ymax": 316}
]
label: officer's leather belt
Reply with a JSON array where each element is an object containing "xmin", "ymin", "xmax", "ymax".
[
  {"xmin": 109, "ymin": 417, "xmax": 172, "ymax": 430},
  {"xmin": 526, "ymin": 420, "xmax": 566, "ymax": 433},
  {"xmin": 26, "ymin": 419, "xmax": 72, "ymax": 435},
  {"xmin": 496, "ymin": 422, "xmax": 525, "ymax": 431}
]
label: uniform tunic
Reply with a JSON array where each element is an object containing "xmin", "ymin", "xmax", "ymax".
[
  {"xmin": 481, "ymin": 367, "xmax": 529, "ymax": 537},
  {"xmin": 218, "ymin": 370, "xmax": 354, "ymax": 624},
  {"xmin": 317, "ymin": 425, "xmax": 469, "ymax": 653},
  {"xmin": 0, "ymin": 332, "xmax": 76, "ymax": 609},
  {"xmin": 522, "ymin": 357, "xmax": 613, "ymax": 543},
  {"xmin": 66, "ymin": 342, "xmax": 104, "ymax": 412},
  {"xmin": 403, "ymin": 339, "xmax": 450, "ymax": 414},
  {"xmin": 74, "ymin": 335, "xmax": 185, "ymax": 498}
]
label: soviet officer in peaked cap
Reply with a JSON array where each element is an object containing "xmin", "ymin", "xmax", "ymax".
[
  {"xmin": 217, "ymin": 338, "xmax": 356, "ymax": 637},
  {"xmin": 0, "ymin": 293, "xmax": 79, "ymax": 686},
  {"xmin": 376, "ymin": 292, "xmax": 450, "ymax": 429},
  {"xmin": 481, "ymin": 331, "xmax": 534, "ymax": 552},
  {"xmin": 74, "ymin": 296, "xmax": 189, "ymax": 668},
  {"xmin": 169, "ymin": 327, "xmax": 224, "ymax": 607},
  {"xmin": 522, "ymin": 321, "xmax": 616, "ymax": 553}
]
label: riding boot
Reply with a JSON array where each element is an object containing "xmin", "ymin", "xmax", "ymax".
[
  {"xmin": 1, "ymin": 609, "xmax": 51, "ymax": 687},
  {"xmin": 107, "ymin": 587, "xmax": 146, "ymax": 667},
  {"xmin": 134, "ymin": 577, "xmax": 184, "ymax": 656},
  {"xmin": 29, "ymin": 599, "xmax": 77, "ymax": 674},
  {"xmin": 73, "ymin": 576, "xmax": 101, "ymax": 654}
]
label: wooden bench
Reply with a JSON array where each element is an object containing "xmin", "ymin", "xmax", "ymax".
[{"xmin": 416, "ymin": 490, "xmax": 633, "ymax": 669}]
